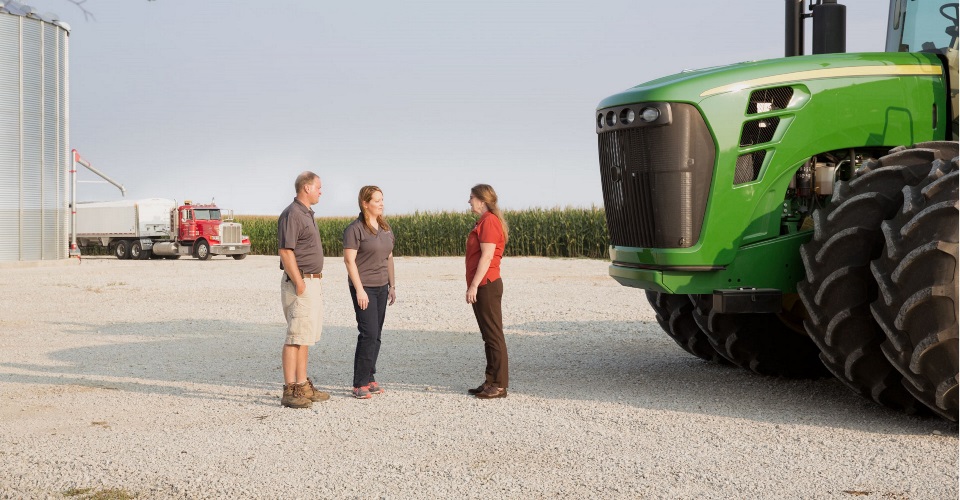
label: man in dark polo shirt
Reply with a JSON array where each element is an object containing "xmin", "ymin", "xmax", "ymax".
[{"xmin": 277, "ymin": 171, "xmax": 329, "ymax": 408}]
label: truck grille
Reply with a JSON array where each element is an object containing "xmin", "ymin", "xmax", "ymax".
[
  {"xmin": 219, "ymin": 223, "xmax": 242, "ymax": 244},
  {"xmin": 597, "ymin": 103, "xmax": 715, "ymax": 248}
]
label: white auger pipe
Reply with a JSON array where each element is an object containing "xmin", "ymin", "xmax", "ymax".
[{"xmin": 70, "ymin": 149, "xmax": 127, "ymax": 257}]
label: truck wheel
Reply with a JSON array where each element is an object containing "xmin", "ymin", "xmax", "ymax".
[
  {"xmin": 871, "ymin": 150, "xmax": 959, "ymax": 420},
  {"xmin": 129, "ymin": 241, "xmax": 143, "ymax": 260},
  {"xmin": 797, "ymin": 143, "xmax": 956, "ymax": 413},
  {"xmin": 114, "ymin": 240, "xmax": 130, "ymax": 260},
  {"xmin": 194, "ymin": 240, "xmax": 211, "ymax": 260},
  {"xmin": 645, "ymin": 291, "xmax": 727, "ymax": 363},
  {"xmin": 690, "ymin": 295, "xmax": 826, "ymax": 378},
  {"xmin": 232, "ymin": 254, "xmax": 247, "ymax": 260}
]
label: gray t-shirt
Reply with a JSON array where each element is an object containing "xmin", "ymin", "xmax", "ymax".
[
  {"xmin": 343, "ymin": 216, "xmax": 395, "ymax": 287},
  {"xmin": 277, "ymin": 199, "xmax": 324, "ymax": 274}
]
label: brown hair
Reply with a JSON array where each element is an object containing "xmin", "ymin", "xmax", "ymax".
[
  {"xmin": 358, "ymin": 185, "xmax": 391, "ymax": 234},
  {"xmin": 471, "ymin": 184, "xmax": 509, "ymax": 243},
  {"xmin": 295, "ymin": 171, "xmax": 319, "ymax": 193}
]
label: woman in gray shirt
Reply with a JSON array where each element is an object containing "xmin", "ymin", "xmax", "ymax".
[{"xmin": 343, "ymin": 186, "xmax": 396, "ymax": 399}]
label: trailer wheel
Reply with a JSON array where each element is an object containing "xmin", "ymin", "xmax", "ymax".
[
  {"xmin": 232, "ymin": 254, "xmax": 247, "ymax": 260},
  {"xmin": 113, "ymin": 240, "xmax": 130, "ymax": 260},
  {"xmin": 797, "ymin": 143, "xmax": 956, "ymax": 413},
  {"xmin": 645, "ymin": 291, "xmax": 727, "ymax": 363},
  {"xmin": 690, "ymin": 295, "xmax": 826, "ymax": 378},
  {"xmin": 194, "ymin": 240, "xmax": 211, "ymax": 260},
  {"xmin": 129, "ymin": 241, "xmax": 143, "ymax": 260},
  {"xmin": 871, "ymin": 149, "xmax": 959, "ymax": 420}
]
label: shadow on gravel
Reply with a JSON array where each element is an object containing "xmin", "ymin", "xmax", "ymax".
[
  {"xmin": 1, "ymin": 317, "xmax": 953, "ymax": 434},
  {"xmin": 0, "ymin": 319, "xmax": 313, "ymax": 401}
]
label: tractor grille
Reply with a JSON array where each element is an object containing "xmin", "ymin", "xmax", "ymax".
[
  {"xmin": 747, "ymin": 87, "xmax": 793, "ymax": 114},
  {"xmin": 597, "ymin": 103, "xmax": 715, "ymax": 248},
  {"xmin": 219, "ymin": 223, "xmax": 242, "ymax": 244},
  {"xmin": 740, "ymin": 117, "xmax": 780, "ymax": 147},
  {"xmin": 734, "ymin": 150, "xmax": 767, "ymax": 184}
]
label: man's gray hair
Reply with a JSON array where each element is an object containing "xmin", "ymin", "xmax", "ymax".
[{"xmin": 295, "ymin": 171, "xmax": 319, "ymax": 193}]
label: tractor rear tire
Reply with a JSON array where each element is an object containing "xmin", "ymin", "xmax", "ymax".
[
  {"xmin": 871, "ymin": 150, "xmax": 959, "ymax": 420},
  {"xmin": 645, "ymin": 291, "xmax": 727, "ymax": 363},
  {"xmin": 797, "ymin": 143, "xmax": 955, "ymax": 413},
  {"xmin": 690, "ymin": 295, "xmax": 826, "ymax": 378}
]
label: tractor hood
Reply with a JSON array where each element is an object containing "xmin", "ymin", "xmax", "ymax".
[{"xmin": 597, "ymin": 52, "xmax": 943, "ymax": 109}]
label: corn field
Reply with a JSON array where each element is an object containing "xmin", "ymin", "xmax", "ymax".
[{"xmin": 237, "ymin": 207, "xmax": 609, "ymax": 258}]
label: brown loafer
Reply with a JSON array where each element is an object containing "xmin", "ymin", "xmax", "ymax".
[
  {"xmin": 467, "ymin": 383, "xmax": 487, "ymax": 395},
  {"xmin": 475, "ymin": 386, "xmax": 507, "ymax": 399}
]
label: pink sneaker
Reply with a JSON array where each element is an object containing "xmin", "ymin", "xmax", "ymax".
[
  {"xmin": 368, "ymin": 381, "xmax": 385, "ymax": 395},
  {"xmin": 352, "ymin": 386, "xmax": 372, "ymax": 399}
]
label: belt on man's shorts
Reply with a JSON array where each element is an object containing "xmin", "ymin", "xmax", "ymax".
[{"xmin": 285, "ymin": 271, "xmax": 323, "ymax": 281}]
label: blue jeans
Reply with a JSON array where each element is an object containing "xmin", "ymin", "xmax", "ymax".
[{"xmin": 350, "ymin": 284, "xmax": 389, "ymax": 388}]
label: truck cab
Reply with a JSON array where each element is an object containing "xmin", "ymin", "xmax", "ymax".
[{"xmin": 174, "ymin": 201, "xmax": 251, "ymax": 260}]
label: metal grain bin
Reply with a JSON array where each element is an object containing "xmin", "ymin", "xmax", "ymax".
[{"xmin": 0, "ymin": 1, "xmax": 70, "ymax": 262}]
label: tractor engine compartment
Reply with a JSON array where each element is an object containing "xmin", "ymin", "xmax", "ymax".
[{"xmin": 781, "ymin": 147, "xmax": 891, "ymax": 234}]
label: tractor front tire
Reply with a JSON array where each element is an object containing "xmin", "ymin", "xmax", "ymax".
[
  {"xmin": 871, "ymin": 149, "xmax": 959, "ymax": 420},
  {"xmin": 645, "ymin": 291, "xmax": 727, "ymax": 363},
  {"xmin": 691, "ymin": 295, "xmax": 826, "ymax": 378},
  {"xmin": 798, "ymin": 143, "xmax": 956, "ymax": 413}
]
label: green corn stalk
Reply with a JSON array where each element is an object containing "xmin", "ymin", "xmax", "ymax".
[{"xmin": 237, "ymin": 207, "xmax": 609, "ymax": 258}]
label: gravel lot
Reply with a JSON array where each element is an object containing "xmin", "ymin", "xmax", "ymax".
[{"xmin": 0, "ymin": 255, "xmax": 956, "ymax": 499}]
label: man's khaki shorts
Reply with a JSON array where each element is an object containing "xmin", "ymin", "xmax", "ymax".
[{"xmin": 280, "ymin": 274, "xmax": 323, "ymax": 346}]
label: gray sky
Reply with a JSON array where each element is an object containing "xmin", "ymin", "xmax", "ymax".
[{"xmin": 24, "ymin": 0, "xmax": 887, "ymax": 216}]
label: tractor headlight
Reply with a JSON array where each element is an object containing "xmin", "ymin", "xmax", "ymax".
[
  {"xmin": 640, "ymin": 107, "xmax": 660, "ymax": 122},
  {"xmin": 595, "ymin": 103, "xmax": 671, "ymax": 133}
]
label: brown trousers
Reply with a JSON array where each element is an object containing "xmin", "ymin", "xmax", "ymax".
[{"xmin": 472, "ymin": 278, "xmax": 508, "ymax": 388}]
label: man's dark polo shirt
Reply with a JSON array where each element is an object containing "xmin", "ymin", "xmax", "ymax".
[{"xmin": 278, "ymin": 198, "xmax": 324, "ymax": 274}]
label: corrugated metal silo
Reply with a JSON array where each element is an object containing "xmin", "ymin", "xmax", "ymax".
[{"xmin": 0, "ymin": 1, "xmax": 70, "ymax": 262}]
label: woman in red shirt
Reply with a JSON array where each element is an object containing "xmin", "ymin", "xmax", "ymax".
[{"xmin": 465, "ymin": 184, "xmax": 509, "ymax": 399}]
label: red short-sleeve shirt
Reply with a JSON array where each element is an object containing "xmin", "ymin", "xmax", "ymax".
[{"xmin": 466, "ymin": 211, "xmax": 505, "ymax": 285}]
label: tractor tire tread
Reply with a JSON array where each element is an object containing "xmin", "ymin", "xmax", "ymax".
[
  {"xmin": 797, "ymin": 145, "xmax": 938, "ymax": 413},
  {"xmin": 870, "ymin": 154, "xmax": 959, "ymax": 420},
  {"xmin": 645, "ymin": 291, "xmax": 727, "ymax": 363},
  {"xmin": 690, "ymin": 296, "xmax": 825, "ymax": 378}
]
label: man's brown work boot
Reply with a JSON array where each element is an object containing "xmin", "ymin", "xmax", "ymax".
[
  {"xmin": 305, "ymin": 377, "xmax": 330, "ymax": 402},
  {"xmin": 281, "ymin": 382, "xmax": 312, "ymax": 409}
]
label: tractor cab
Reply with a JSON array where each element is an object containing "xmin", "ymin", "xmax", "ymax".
[
  {"xmin": 887, "ymin": 1, "xmax": 958, "ymax": 54},
  {"xmin": 885, "ymin": 0, "xmax": 958, "ymax": 137}
]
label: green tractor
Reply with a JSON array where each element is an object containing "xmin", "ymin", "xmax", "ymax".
[{"xmin": 596, "ymin": 0, "xmax": 958, "ymax": 420}]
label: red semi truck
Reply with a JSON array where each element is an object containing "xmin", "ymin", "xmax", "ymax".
[{"xmin": 74, "ymin": 198, "xmax": 251, "ymax": 260}]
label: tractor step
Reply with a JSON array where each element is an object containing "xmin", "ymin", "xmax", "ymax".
[{"xmin": 712, "ymin": 288, "xmax": 782, "ymax": 314}]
